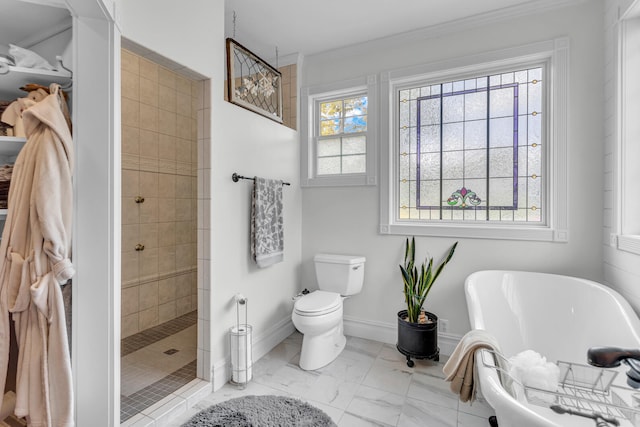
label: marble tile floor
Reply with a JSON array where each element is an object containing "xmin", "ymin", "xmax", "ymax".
[{"xmin": 169, "ymin": 332, "xmax": 496, "ymax": 426}]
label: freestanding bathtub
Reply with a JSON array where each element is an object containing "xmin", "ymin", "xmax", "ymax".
[{"xmin": 465, "ymin": 270, "xmax": 640, "ymax": 427}]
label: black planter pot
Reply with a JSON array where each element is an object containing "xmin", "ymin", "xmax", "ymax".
[{"xmin": 396, "ymin": 310, "xmax": 439, "ymax": 367}]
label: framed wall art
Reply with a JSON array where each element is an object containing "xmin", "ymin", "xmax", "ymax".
[{"xmin": 226, "ymin": 38, "xmax": 283, "ymax": 123}]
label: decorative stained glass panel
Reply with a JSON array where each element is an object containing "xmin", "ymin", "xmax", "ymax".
[{"xmin": 398, "ymin": 67, "xmax": 544, "ymax": 223}]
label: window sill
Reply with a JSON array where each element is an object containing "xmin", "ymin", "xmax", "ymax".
[
  {"xmin": 380, "ymin": 222, "xmax": 568, "ymax": 242},
  {"xmin": 301, "ymin": 174, "xmax": 376, "ymax": 187},
  {"xmin": 617, "ymin": 235, "xmax": 640, "ymax": 255}
]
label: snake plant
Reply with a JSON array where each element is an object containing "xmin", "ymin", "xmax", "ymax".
[{"xmin": 399, "ymin": 237, "xmax": 458, "ymax": 323}]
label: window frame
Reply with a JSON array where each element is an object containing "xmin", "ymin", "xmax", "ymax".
[
  {"xmin": 301, "ymin": 75, "xmax": 377, "ymax": 187},
  {"xmin": 379, "ymin": 38, "xmax": 569, "ymax": 242},
  {"xmin": 615, "ymin": 5, "xmax": 640, "ymax": 255}
]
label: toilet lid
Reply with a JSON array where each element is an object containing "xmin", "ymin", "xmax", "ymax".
[{"xmin": 294, "ymin": 290, "xmax": 341, "ymax": 315}]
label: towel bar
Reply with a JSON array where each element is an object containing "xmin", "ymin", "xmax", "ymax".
[{"xmin": 232, "ymin": 172, "xmax": 290, "ymax": 186}]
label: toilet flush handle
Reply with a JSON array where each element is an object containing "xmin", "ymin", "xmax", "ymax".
[{"xmin": 352, "ymin": 265, "xmax": 361, "ymax": 270}]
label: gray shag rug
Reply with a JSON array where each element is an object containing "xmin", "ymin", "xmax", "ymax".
[{"xmin": 181, "ymin": 395, "xmax": 337, "ymax": 427}]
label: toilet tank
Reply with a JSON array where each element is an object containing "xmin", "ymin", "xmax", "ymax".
[{"xmin": 314, "ymin": 254, "xmax": 366, "ymax": 296}]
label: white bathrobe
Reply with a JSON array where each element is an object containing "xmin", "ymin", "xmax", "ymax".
[{"xmin": 0, "ymin": 84, "xmax": 74, "ymax": 427}]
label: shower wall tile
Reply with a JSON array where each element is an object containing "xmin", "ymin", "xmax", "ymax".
[
  {"xmin": 177, "ymin": 76, "xmax": 191, "ymax": 95},
  {"xmin": 159, "ymin": 85, "xmax": 177, "ymax": 112},
  {"xmin": 122, "ymin": 254, "xmax": 139, "ymax": 284},
  {"xmin": 139, "ymin": 129, "xmax": 158, "ymax": 159},
  {"xmin": 158, "ymin": 250, "xmax": 176, "ymax": 277},
  {"xmin": 159, "ymin": 277, "xmax": 177, "ymax": 304},
  {"xmin": 123, "ymin": 224, "xmax": 140, "ymax": 252},
  {"xmin": 123, "ymin": 125, "xmax": 140, "ymax": 156},
  {"xmin": 122, "ymin": 286, "xmax": 139, "ymax": 317},
  {"xmin": 122, "ymin": 98, "xmax": 140, "ymax": 128},
  {"xmin": 122, "ymin": 70, "xmax": 140, "ymax": 101},
  {"xmin": 139, "ymin": 197, "xmax": 159, "ymax": 223},
  {"xmin": 121, "ymin": 48, "xmax": 202, "ymax": 340},
  {"xmin": 139, "ymin": 223, "xmax": 158, "ymax": 249},
  {"xmin": 139, "ymin": 306, "xmax": 158, "ymax": 330},
  {"xmin": 122, "ymin": 313, "xmax": 139, "ymax": 337},
  {"xmin": 139, "ymin": 103, "xmax": 159, "ymax": 132},
  {"xmin": 140, "ymin": 57, "xmax": 158, "ymax": 82},
  {"xmin": 140, "ymin": 77, "xmax": 158, "ymax": 107},
  {"xmin": 121, "ymin": 49, "xmax": 139, "ymax": 74},
  {"xmin": 159, "ymin": 134, "xmax": 176, "ymax": 161},
  {"xmin": 159, "ymin": 68, "xmax": 176, "ymax": 89},
  {"xmin": 158, "ymin": 301, "xmax": 176, "ymax": 324}
]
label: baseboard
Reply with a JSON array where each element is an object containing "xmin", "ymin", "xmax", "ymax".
[
  {"xmin": 212, "ymin": 316, "xmax": 296, "ymax": 391},
  {"xmin": 343, "ymin": 315, "xmax": 462, "ymax": 357}
]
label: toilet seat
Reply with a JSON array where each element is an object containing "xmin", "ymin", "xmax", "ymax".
[{"xmin": 294, "ymin": 290, "xmax": 341, "ymax": 317}]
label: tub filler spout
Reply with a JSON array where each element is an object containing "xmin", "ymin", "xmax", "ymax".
[{"xmin": 588, "ymin": 346, "xmax": 640, "ymax": 388}]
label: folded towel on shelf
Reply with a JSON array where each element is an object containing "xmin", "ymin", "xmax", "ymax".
[
  {"xmin": 443, "ymin": 329, "xmax": 505, "ymax": 403},
  {"xmin": 251, "ymin": 177, "xmax": 284, "ymax": 268}
]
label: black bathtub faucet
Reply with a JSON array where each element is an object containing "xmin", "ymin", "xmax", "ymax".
[{"xmin": 587, "ymin": 346, "xmax": 640, "ymax": 388}]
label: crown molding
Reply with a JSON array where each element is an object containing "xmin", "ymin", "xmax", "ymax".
[{"xmin": 306, "ymin": 0, "xmax": 588, "ymax": 63}]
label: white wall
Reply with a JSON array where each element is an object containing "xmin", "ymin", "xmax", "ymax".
[
  {"xmin": 301, "ymin": 0, "xmax": 605, "ymax": 338},
  {"xmin": 603, "ymin": 1, "xmax": 640, "ymax": 311},
  {"xmin": 118, "ymin": 0, "xmax": 302, "ymax": 387}
]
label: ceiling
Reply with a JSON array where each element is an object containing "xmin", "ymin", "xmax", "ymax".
[{"xmin": 224, "ymin": 0, "xmax": 547, "ymax": 61}]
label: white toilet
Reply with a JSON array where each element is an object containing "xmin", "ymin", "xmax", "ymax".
[{"xmin": 292, "ymin": 254, "xmax": 366, "ymax": 370}]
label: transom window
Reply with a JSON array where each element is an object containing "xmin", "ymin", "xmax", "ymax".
[
  {"xmin": 397, "ymin": 66, "xmax": 544, "ymax": 223},
  {"xmin": 317, "ymin": 95, "xmax": 368, "ymax": 175}
]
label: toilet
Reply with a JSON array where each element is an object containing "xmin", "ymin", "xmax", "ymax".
[{"xmin": 292, "ymin": 254, "xmax": 366, "ymax": 370}]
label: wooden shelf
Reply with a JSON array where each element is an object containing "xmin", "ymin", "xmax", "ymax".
[
  {"xmin": 0, "ymin": 65, "xmax": 71, "ymax": 99},
  {"xmin": 0, "ymin": 136, "xmax": 26, "ymax": 157}
]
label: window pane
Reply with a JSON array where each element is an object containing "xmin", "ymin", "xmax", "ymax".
[
  {"xmin": 342, "ymin": 154, "xmax": 366, "ymax": 173},
  {"xmin": 317, "ymin": 157, "xmax": 341, "ymax": 175},
  {"xmin": 465, "ymin": 92, "xmax": 486, "ymax": 121},
  {"xmin": 318, "ymin": 138, "xmax": 340, "ymax": 156},
  {"xmin": 464, "ymin": 150, "xmax": 487, "ymax": 179},
  {"xmin": 443, "ymin": 123, "xmax": 463, "ymax": 151},
  {"xmin": 464, "ymin": 120, "xmax": 487, "ymax": 149},
  {"xmin": 320, "ymin": 100, "xmax": 342, "ymax": 119},
  {"xmin": 489, "ymin": 117, "xmax": 514, "ymax": 148},
  {"xmin": 420, "ymin": 125, "xmax": 440, "ymax": 153},
  {"xmin": 442, "ymin": 151, "xmax": 463, "ymax": 179},
  {"xmin": 344, "ymin": 116, "xmax": 367, "ymax": 133},
  {"xmin": 443, "ymin": 95, "xmax": 464, "ymax": 123},
  {"xmin": 343, "ymin": 136, "xmax": 366, "ymax": 155},
  {"xmin": 420, "ymin": 98, "xmax": 440, "ymax": 126},
  {"xmin": 488, "ymin": 177, "xmax": 514, "ymax": 206},
  {"xmin": 420, "ymin": 153, "xmax": 440, "ymax": 180},
  {"xmin": 320, "ymin": 119, "xmax": 341, "ymax": 136},
  {"xmin": 489, "ymin": 147, "xmax": 514, "ymax": 177},
  {"xmin": 490, "ymin": 87, "xmax": 514, "ymax": 118},
  {"xmin": 345, "ymin": 96, "xmax": 368, "ymax": 117}
]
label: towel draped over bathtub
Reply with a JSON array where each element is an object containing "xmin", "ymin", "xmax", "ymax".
[
  {"xmin": 251, "ymin": 177, "xmax": 284, "ymax": 268},
  {"xmin": 443, "ymin": 329, "xmax": 504, "ymax": 403}
]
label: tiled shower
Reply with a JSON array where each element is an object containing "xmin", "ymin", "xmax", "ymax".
[{"xmin": 120, "ymin": 47, "xmax": 201, "ymax": 422}]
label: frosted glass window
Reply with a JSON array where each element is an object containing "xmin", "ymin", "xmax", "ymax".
[
  {"xmin": 317, "ymin": 92, "xmax": 367, "ymax": 176},
  {"xmin": 400, "ymin": 67, "xmax": 544, "ymax": 223}
]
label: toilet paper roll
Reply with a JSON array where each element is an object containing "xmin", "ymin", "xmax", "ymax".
[{"xmin": 230, "ymin": 325, "xmax": 253, "ymax": 384}]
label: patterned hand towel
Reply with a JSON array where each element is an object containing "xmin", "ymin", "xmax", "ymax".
[{"xmin": 251, "ymin": 177, "xmax": 284, "ymax": 268}]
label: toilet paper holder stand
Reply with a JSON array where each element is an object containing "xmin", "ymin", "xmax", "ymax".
[{"xmin": 230, "ymin": 294, "xmax": 252, "ymax": 388}]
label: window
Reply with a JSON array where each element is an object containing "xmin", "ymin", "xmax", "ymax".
[
  {"xmin": 380, "ymin": 39, "xmax": 569, "ymax": 241},
  {"xmin": 301, "ymin": 76, "xmax": 377, "ymax": 186},
  {"xmin": 397, "ymin": 67, "xmax": 544, "ymax": 223},
  {"xmin": 615, "ymin": 6, "xmax": 640, "ymax": 255},
  {"xmin": 317, "ymin": 95, "xmax": 368, "ymax": 175}
]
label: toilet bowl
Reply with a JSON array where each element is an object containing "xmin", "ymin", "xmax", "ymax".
[
  {"xmin": 292, "ymin": 254, "xmax": 365, "ymax": 370},
  {"xmin": 292, "ymin": 290, "xmax": 345, "ymax": 370}
]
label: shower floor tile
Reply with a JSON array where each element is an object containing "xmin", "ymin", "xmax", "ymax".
[{"xmin": 121, "ymin": 311, "xmax": 197, "ymax": 423}]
